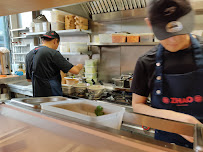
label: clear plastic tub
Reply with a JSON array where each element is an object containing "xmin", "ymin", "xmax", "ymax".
[
  {"xmin": 51, "ymin": 10, "xmax": 67, "ymax": 22},
  {"xmin": 41, "ymin": 100, "xmax": 125, "ymax": 129},
  {"xmin": 42, "ymin": 22, "xmax": 51, "ymax": 32},
  {"xmin": 85, "ymin": 59, "xmax": 98, "ymax": 66},
  {"xmin": 35, "ymin": 23, "xmax": 43, "ymax": 32},
  {"xmin": 112, "ymin": 33, "xmax": 127, "ymax": 43},
  {"xmin": 85, "ymin": 66, "xmax": 97, "ymax": 73},
  {"xmin": 69, "ymin": 42, "xmax": 88, "ymax": 53},
  {"xmin": 99, "ymin": 34, "xmax": 112, "ymax": 43},
  {"xmin": 85, "ymin": 73, "xmax": 97, "ymax": 79},
  {"xmin": 140, "ymin": 33, "xmax": 154, "ymax": 42},
  {"xmin": 127, "ymin": 34, "xmax": 140, "ymax": 43},
  {"xmin": 51, "ymin": 21, "xmax": 65, "ymax": 31}
]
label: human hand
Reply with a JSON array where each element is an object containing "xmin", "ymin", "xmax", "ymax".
[{"xmin": 180, "ymin": 115, "xmax": 201, "ymax": 143}]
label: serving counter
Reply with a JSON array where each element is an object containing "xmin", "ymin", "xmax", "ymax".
[{"xmin": 0, "ymin": 99, "xmax": 201, "ymax": 152}]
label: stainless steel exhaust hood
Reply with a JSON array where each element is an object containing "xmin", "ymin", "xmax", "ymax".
[
  {"xmin": 57, "ymin": 0, "xmax": 148, "ymax": 22},
  {"xmin": 56, "ymin": 0, "xmax": 203, "ymax": 22}
]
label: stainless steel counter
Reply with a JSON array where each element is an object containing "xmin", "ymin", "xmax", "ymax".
[{"xmin": 0, "ymin": 102, "xmax": 194, "ymax": 152}]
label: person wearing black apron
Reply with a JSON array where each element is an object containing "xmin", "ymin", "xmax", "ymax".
[
  {"xmin": 131, "ymin": 0, "xmax": 203, "ymax": 149},
  {"xmin": 26, "ymin": 31, "xmax": 83, "ymax": 97}
]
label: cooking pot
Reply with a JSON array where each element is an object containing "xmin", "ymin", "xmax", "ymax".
[
  {"xmin": 73, "ymin": 83, "xmax": 90, "ymax": 97},
  {"xmin": 112, "ymin": 75, "xmax": 133, "ymax": 88},
  {"xmin": 87, "ymin": 85, "xmax": 105, "ymax": 100}
]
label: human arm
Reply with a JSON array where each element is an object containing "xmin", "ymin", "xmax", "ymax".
[
  {"xmin": 132, "ymin": 93, "xmax": 201, "ymax": 142},
  {"xmin": 69, "ymin": 64, "xmax": 83, "ymax": 75}
]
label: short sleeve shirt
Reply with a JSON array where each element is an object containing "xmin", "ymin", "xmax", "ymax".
[
  {"xmin": 26, "ymin": 46, "xmax": 73, "ymax": 80},
  {"xmin": 130, "ymin": 45, "xmax": 198, "ymax": 97}
]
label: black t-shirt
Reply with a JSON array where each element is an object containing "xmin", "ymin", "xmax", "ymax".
[
  {"xmin": 130, "ymin": 45, "xmax": 198, "ymax": 97},
  {"xmin": 26, "ymin": 46, "xmax": 73, "ymax": 80}
]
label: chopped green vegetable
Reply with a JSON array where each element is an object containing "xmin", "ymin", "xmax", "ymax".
[{"xmin": 95, "ymin": 105, "xmax": 104, "ymax": 116}]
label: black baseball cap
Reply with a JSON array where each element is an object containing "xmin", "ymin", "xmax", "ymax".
[
  {"xmin": 41, "ymin": 31, "xmax": 60, "ymax": 41},
  {"xmin": 147, "ymin": 0, "xmax": 194, "ymax": 40}
]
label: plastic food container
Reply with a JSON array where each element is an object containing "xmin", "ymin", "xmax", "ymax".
[
  {"xmin": 127, "ymin": 34, "xmax": 140, "ymax": 43},
  {"xmin": 86, "ymin": 78, "xmax": 98, "ymax": 84},
  {"xmin": 41, "ymin": 100, "xmax": 125, "ymax": 129},
  {"xmin": 64, "ymin": 77, "xmax": 79, "ymax": 85},
  {"xmin": 85, "ymin": 66, "xmax": 97, "ymax": 73},
  {"xmin": 99, "ymin": 34, "xmax": 112, "ymax": 43},
  {"xmin": 85, "ymin": 59, "xmax": 98, "ymax": 66},
  {"xmin": 140, "ymin": 33, "xmax": 154, "ymax": 42},
  {"xmin": 69, "ymin": 42, "xmax": 88, "ymax": 53},
  {"xmin": 60, "ymin": 42, "xmax": 70, "ymax": 53},
  {"xmin": 85, "ymin": 73, "xmax": 97, "ymax": 79},
  {"xmin": 42, "ymin": 22, "xmax": 51, "ymax": 32},
  {"xmin": 62, "ymin": 84, "xmax": 74, "ymax": 95},
  {"xmin": 51, "ymin": 10, "xmax": 67, "ymax": 22},
  {"xmin": 51, "ymin": 21, "xmax": 65, "ymax": 31},
  {"xmin": 35, "ymin": 23, "xmax": 43, "ymax": 32},
  {"xmin": 112, "ymin": 33, "xmax": 127, "ymax": 43}
]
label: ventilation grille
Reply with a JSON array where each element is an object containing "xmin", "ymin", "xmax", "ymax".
[{"xmin": 81, "ymin": 0, "xmax": 147, "ymax": 15}]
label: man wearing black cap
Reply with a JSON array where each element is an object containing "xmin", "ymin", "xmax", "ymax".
[
  {"xmin": 26, "ymin": 31, "xmax": 83, "ymax": 97},
  {"xmin": 131, "ymin": 0, "xmax": 203, "ymax": 148}
]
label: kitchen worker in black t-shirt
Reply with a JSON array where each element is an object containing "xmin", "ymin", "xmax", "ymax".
[
  {"xmin": 26, "ymin": 31, "xmax": 83, "ymax": 97},
  {"xmin": 131, "ymin": 0, "xmax": 203, "ymax": 149}
]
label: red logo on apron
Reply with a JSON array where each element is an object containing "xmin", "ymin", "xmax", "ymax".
[{"xmin": 162, "ymin": 95, "xmax": 203, "ymax": 106}]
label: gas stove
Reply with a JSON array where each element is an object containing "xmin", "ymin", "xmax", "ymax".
[{"xmin": 64, "ymin": 90, "xmax": 132, "ymax": 106}]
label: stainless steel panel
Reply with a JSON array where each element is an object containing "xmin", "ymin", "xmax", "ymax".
[
  {"xmin": 98, "ymin": 47, "xmax": 121, "ymax": 82},
  {"xmin": 92, "ymin": 8, "xmax": 147, "ymax": 22},
  {"xmin": 123, "ymin": 112, "xmax": 195, "ymax": 137},
  {"xmin": 120, "ymin": 46, "xmax": 152, "ymax": 74},
  {"xmin": 0, "ymin": 104, "xmax": 193, "ymax": 152},
  {"xmin": 11, "ymin": 96, "xmax": 68, "ymax": 109}
]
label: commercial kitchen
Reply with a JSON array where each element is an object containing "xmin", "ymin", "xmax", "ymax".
[{"xmin": 0, "ymin": 0, "xmax": 203, "ymax": 151}]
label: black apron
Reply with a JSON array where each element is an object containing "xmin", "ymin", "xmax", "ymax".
[
  {"xmin": 151, "ymin": 35, "xmax": 203, "ymax": 148},
  {"xmin": 31, "ymin": 47, "xmax": 63, "ymax": 97}
]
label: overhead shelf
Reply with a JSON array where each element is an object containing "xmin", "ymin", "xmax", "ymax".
[
  {"xmin": 61, "ymin": 51, "xmax": 92, "ymax": 56},
  {"xmin": 26, "ymin": 29, "xmax": 91, "ymax": 37},
  {"xmin": 13, "ymin": 53, "xmax": 27, "ymax": 55},
  {"xmin": 11, "ymin": 36, "xmax": 27, "ymax": 39},
  {"xmin": 10, "ymin": 27, "xmax": 29, "ymax": 32},
  {"xmin": 13, "ymin": 44, "xmax": 29, "ymax": 47},
  {"xmin": 88, "ymin": 42, "xmax": 159, "ymax": 46}
]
